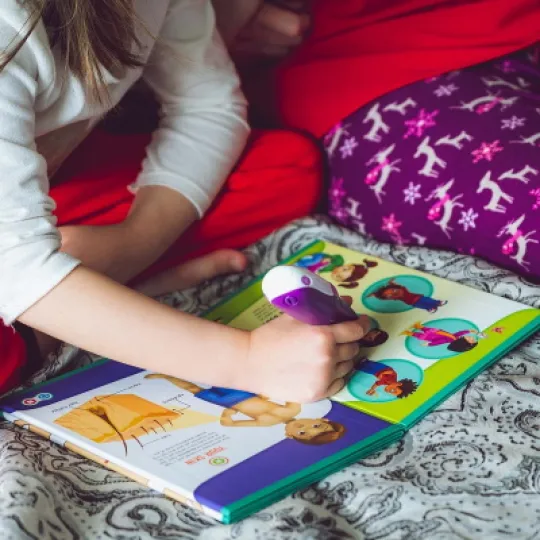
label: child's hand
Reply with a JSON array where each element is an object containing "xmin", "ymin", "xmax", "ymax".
[
  {"xmin": 237, "ymin": 314, "xmax": 370, "ymax": 403},
  {"xmin": 221, "ymin": 0, "xmax": 310, "ymax": 64}
]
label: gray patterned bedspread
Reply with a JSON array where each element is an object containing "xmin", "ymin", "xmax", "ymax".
[{"xmin": 1, "ymin": 217, "xmax": 539, "ymax": 540}]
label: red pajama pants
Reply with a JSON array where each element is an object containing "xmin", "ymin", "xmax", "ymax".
[
  {"xmin": 0, "ymin": 127, "xmax": 322, "ymax": 394},
  {"xmin": 52, "ymin": 127, "xmax": 322, "ymax": 277}
]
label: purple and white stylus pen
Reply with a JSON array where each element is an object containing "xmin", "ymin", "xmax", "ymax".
[{"xmin": 262, "ymin": 266, "xmax": 358, "ymax": 326}]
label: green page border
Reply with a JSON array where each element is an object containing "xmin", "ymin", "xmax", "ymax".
[
  {"xmin": 342, "ymin": 309, "xmax": 540, "ymax": 427},
  {"xmin": 400, "ymin": 311, "xmax": 540, "ymax": 428}
]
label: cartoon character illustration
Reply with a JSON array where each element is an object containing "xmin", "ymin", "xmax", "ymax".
[
  {"xmin": 401, "ymin": 322, "xmax": 487, "ymax": 352},
  {"xmin": 358, "ymin": 328, "xmax": 389, "ymax": 348},
  {"xmin": 368, "ymin": 278, "xmax": 447, "ymax": 313},
  {"xmin": 355, "ymin": 360, "xmax": 419, "ymax": 399},
  {"xmin": 331, "ymin": 259, "xmax": 379, "ymax": 289},
  {"xmin": 145, "ymin": 375, "xmax": 346, "ymax": 445},
  {"xmin": 295, "ymin": 253, "xmax": 344, "ymax": 274}
]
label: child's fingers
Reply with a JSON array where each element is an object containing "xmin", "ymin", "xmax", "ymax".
[
  {"xmin": 329, "ymin": 315, "xmax": 371, "ymax": 344},
  {"xmin": 241, "ymin": 22, "xmax": 304, "ymax": 47},
  {"xmin": 136, "ymin": 250, "xmax": 248, "ymax": 297},
  {"xmin": 324, "ymin": 377, "xmax": 346, "ymax": 398},
  {"xmin": 335, "ymin": 342, "xmax": 360, "ymax": 363},
  {"xmin": 334, "ymin": 359, "xmax": 355, "ymax": 380},
  {"xmin": 257, "ymin": 3, "xmax": 310, "ymax": 38}
]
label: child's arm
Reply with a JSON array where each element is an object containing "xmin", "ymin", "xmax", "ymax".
[
  {"xmin": 366, "ymin": 383, "xmax": 378, "ymax": 396},
  {"xmin": 19, "ymin": 267, "xmax": 249, "ymax": 389},
  {"xmin": 19, "ymin": 266, "xmax": 369, "ymax": 401},
  {"xmin": 59, "ymin": 0, "xmax": 251, "ymax": 284},
  {"xmin": 0, "ymin": 9, "xmax": 367, "ymax": 402},
  {"xmin": 129, "ymin": 0, "xmax": 250, "ymax": 265}
]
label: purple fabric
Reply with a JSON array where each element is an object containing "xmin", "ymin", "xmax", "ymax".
[{"xmin": 324, "ymin": 45, "xmax": 540, "ymax": 282}]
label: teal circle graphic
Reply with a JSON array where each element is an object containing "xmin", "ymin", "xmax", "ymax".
[
  {"xmin": 368, "ymin": 316, "xmax": 380, "ymax": 330},
  {"xmin": 362, "ymin": 275, "xmax": 435, "ymax": 313},
  {"xmin": 347, "ymin": 359, "xmax": 424, "ymax": 403},
  {"xmin": 404, "ymin": 318, "xmax": 480, "ymax": 360}
]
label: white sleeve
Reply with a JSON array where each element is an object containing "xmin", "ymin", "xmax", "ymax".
[
  {"xmin": 136, "ymin": 0, "xmax": 250, "ymax": 216},
  {"xmin": 0, "ymin": 22, "xmax": 80, "ymax": 325}
]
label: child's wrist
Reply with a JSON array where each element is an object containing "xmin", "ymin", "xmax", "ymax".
[{"xmin": 224, "ymin": 329, "xmax": 254, "ymax": 391}]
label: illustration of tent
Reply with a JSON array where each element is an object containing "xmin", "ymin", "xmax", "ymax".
[{"xmin": 55, "ymin": 394, "xmax": 215, "ymax": 455}]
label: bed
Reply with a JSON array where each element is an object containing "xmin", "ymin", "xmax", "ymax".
[{"xmin": 1, "ymin": 216, "xmax": 539, "ymax": 539}]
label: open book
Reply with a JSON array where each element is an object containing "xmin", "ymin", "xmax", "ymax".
[{"xmin": 1, "ymin": 240, "xmax": 538, "ymax": 523}]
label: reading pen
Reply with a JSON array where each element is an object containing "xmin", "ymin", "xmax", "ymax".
[{"xmin": 261, "ymin": 265, "xmax": 359, "ymax": 325}]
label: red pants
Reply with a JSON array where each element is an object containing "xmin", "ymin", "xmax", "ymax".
[
  {"xmin": 51, "ymin": 127, "xmax": 322, "ymax": 280},
  {"xmin": 0, "ymin": 127, "xmax": 322, "ymax": 394}
]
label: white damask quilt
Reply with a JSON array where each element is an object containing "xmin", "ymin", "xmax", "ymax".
[{"xmin": 1, "ymin": 217, "xmax": 539, "ymax": 539}]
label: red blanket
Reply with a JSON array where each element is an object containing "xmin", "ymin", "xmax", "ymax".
[{"xmin": 258, "ymin": 0, "xmax": 540, "ymax": 137}]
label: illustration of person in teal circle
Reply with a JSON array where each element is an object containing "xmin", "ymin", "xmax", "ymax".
[
  {"xmin": 331, "ymin": 259, "xmax": 378, "ymax": 289},
  {"xmin": 295, "ymin": 253, "xmax": 343, "ymax": 274},
  {"xmin": 367, "ymin": 278, "xmax": 447, "ymax": 313},
  {"xmin": 402, "ymin": 322, "xmax": 487, "ymax": 353},
  {"xmin": 295, "ymin": 254, "xmax": 378, "ymax": 288},
  {"xmin": 354, "ymin": 360, "xmax": 419, "ymax": 399}
]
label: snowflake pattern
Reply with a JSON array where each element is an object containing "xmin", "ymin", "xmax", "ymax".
[
  {"xmin": 501, "ymin": 116, "xmax": 526, "ymax": 131},
  {"xmin": 434, "ymin": 84, "xmax": 459, "ymax": 98},
  {"xmin": 381, "ymin": 214, "xmax": 405, "ymax": 243},
  {"xmin": 329, "ymin": 205, "xmax": 349, "ymax": 222},
  {"xmin": 403, "ymin": 182, "xmax": 422, "ymax": 205},
  {"xmin": 498, "ymin": 60, "xmax": 515, "ymax": 73},
  {"xmin": 329, "ymin": 177, "xmax": 345, "ymax": 203},
  {"xmin": 458, "ymin": 208, "xmax": 479, "ymax": 231},
  {"xmin": 339, "ymin": 137, "xmax": 359, "ymax": 159},
  {"xmin": 471, "ymin": 140, "xmax": 504, "ymax": 163},
  {"xmin": 530, "ymin": 188, "xmax": 540, "ymax": 211},
  {"xmin": 403, "ymin": 109, "xmax": 439, "ymax": 139}
]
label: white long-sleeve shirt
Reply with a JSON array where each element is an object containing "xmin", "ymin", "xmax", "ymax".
[{"xmin": 0, "ymin": 0, "xmax": 249, "ymax": 324}]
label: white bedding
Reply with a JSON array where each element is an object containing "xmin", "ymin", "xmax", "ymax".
[{"xmin": 1, "ymin": 217, "xmax": 539, "ymax": 539}]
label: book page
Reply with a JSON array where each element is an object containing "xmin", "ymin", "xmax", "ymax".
[
  {"xmin": 204, "ymin": 240, "xmax": 540, "ymax": 426},
  {"xmin": 1, "ymin": 361, "xmax": 398, "ymax": 515}
]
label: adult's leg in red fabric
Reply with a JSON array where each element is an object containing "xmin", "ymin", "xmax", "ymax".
[{"xmin": 51, "ymin": 128, "xmax": 322, "ymax": 281}]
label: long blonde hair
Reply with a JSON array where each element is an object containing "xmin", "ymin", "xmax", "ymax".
[{"xmin": 0, "ymin": 0, "xmax": 143, "ymax": 101}]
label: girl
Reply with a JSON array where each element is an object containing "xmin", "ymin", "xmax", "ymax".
[
  {"xmin": 295, "ymin": 253, "xmax": 343, "ymax": 273},
  {"xmin": 368, "ymin": 279, "xmax": 447, "ymax": 313},
  {"xmin": 402, "ymin": 323, "xmax": 486, "ymax": 353},
  {"xmin": 0, "ymin": 0, "xmax": 368, "ymax": 399},
  {"xmin": 330, "ymin": 260, "xmax": 378, "ymax": 289},
  {"xmin": 250, "ymin": 0, "xmax": 540, "ymax": 282}
]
